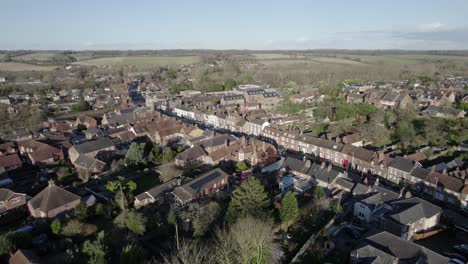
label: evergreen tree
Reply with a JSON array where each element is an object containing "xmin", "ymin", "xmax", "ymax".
[
  {"xmin": 226, "ymin": 177, "xmax": 270, "ymax": 223},
  {"xmin": 279, "ymin": 191, "xmax": 299, "ymax": 224},
  {"xmin": 162, "ymin": 147, "xmax": 175, "ymax": 163},
  {"xmin": 125, "ymin": 143, "xmax": 144, "ymax": 166},
  {"xmin": 147, "ymin": 144, "xmax": 161, "ymax": 165}
]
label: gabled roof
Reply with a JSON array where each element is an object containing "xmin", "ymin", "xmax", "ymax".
[
  {"xmin": 282, "ymin": 156, "xmax": 310, "ymax": 174},
  {"xmin": 9, "ymin": 249, "xmax": 40, "ymax": 264},
  {"xmin": 28, "ymin": 183, "xmax": 80, "ymax": 214},
  {"xmin": 388, "ymin": 197, "xmax": 441, "ymax": 225},
  {"xmin": 0, "ymin": 188, "xmax": 15, "ymax": 202},
  {"xmin": 425, "ymin": 171, "xmax": 464, "ymax": 193},
  {"xmin": 176, "ymin": 145, "xmax": 207, "ymax": 162},
  {"xmin": 389, "ymin": 156, "xmax": 415, "ymax": 172},
  {"xmin": 351, "ymin": 244, "xmax": 396, "ymax": 264},
  {"xmin": 410, "ymin": 167, "xmax": 430, "ymax": 181},
  {"xmin": 198, "ymin": 134, "xmax": 236, "ymax": 149},
  {"xmin": 364, "ymin": 231, "xmax": 448, "ymax": 264},
  {"xmin": 307, "ymin": 163, "xmax": 341, "ymax": 184},
  {"xmin": 73, "ymin": 138, "xmax": 114, "ymax": 155},
  {"xmin": 179, "ymin": 168, "xmax": 228, "ymax": 197},
  {"xmin": 0, "ymin": 154, "xmax": 22, "ymax": 168}
]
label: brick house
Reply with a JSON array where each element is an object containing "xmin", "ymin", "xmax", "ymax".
[
  {"xmin": 28, "ymin": 181, "xmax": 81, "ymax": 219},
  {"xmin": 172, "ymin": 168, "xmax": 229, "ymax": 205},
  {"xmin": 68, "ymin": 137, "xmax": 115, "ymax": 163},
  {"xmin": 0, "ymin": 188, "xmax": 27, "ymax": 216},
  {"xmin": 381, "ymin": 197, "xmax": 441, "ymax": 240},
  {"xmin": 76, "ymin": 115, "xmax": 98, "ymax": 129},
  {"xmin": 17, "ymin": 139, "xmax": 64, "ymax": 164}
]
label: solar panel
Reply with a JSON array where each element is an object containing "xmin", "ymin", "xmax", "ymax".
[{"xmin": 189, "ymin": 171, "xmax": 223, "ymax": 190}]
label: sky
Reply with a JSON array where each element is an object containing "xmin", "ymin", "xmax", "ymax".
[{"xmin": 2, "ymin": 0, "xmax": 468, "ymax": 50}]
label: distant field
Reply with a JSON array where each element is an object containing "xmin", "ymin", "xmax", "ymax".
[
  {"xmin": 309, "ymin": 57, "xmax": 365, "ymax": 65},
  {"xmin": 13, "ymin": 53, "xmax": 59, "ymax": 61},
  {"xmin": 252, "ymin": 53, "xmax": 303, "ymax": 60},
  {"xmin": 0, "ymin": 62, "xmax": 59, "ymax": 71},
  {"xmin": 74, "ymin": 55, "xmax": 201, "ymax": 66}
]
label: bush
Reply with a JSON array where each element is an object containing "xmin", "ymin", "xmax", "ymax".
[
  {"xmin": 62, "ymin": 219, "xmax": 83, "ymax": 237},
  {"xmin": 51, "ymin": 219, "xmax": 62, "ymax": 235}
]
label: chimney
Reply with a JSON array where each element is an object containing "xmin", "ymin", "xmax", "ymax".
[
  {"xmin": 430, "ymin": 166, "xmax": 435, "ymax": 172},
  {"xmin": 327, "ymin": 164, "xmax": 332, "ymax": 171},
  {"xmin": 262, "ymin": 141, "xmax": 266, "ymax": 152},
  {"xmin": 374, "ymin": 177, "xmax": 380, "ymax": 187},
  {"xmin": 242, "ymin": 136, "xmax": 246, "ymax": 148},
  {"xmin": 321, "ymin": 162, "xmax": 326, "ymax": 169},
  {"xmin": 302, "ymin": 156, "xmax": 307, "ymax": 162},
  {"xmin": 48, "ymin": 180, "xmax": 55, "ymax": 186},
  {"xmin": 305, "ymin": 160, "xmax": 312, "ymax": 168},
  {"xmin": 442, "ymin": 168, "xmax": 447, "ymax": 175},
  {"xmin": 224, "ymin": 139, "xmax": 229, "ymax": 147}
]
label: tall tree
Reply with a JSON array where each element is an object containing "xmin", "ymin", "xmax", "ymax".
[
  {"xmin": 226, "ymin": 177, "xmax": 270, "ymax": 223},
  {"xmin": 125, "ymin": 143, "xmax": 145, "ymax": 166},
  {"xmin": 114, "ymin": 210, "xmax": 147, "ymax": 236},
  {"xmin": 279, "ymin": 191, "xmax": 299, "ymax": 225},
  {"xmin": 216, "ymin": 217, "xmax": 278, "ymax": 264},
  {"xmin": 82, "ymin": 231, "xmax": 107, "ymax": 264}
]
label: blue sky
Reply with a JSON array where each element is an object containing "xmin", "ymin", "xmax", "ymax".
[{"xmin": 2, "ymin": 0, "xmax": 468, "ymax": 50}]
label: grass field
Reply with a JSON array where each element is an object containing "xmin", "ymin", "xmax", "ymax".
[
  {"xmin": 74, "ymin": 55, "xmax": 201, "ymax": 66},
  {"xmin": 0, "ymin": 62, "xmax": 59, "ymax": 71},
  {"xmin": 12, "ymin": 53, "xmax": 60, "ymax": 61}
]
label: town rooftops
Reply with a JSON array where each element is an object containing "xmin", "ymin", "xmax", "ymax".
[
  {"xmin": 307, "ymin": 163, "xmax": 341, "ymax": 184},
  {"xmin": 0, "ymin": 154, "xmax": 22, "ymax": 168},
  {"xmin": 73, "ymin": 138, "xmax": 114, "ymax": 154},
  {"xmin": 425, "ymin": 171, "xmax": 464, "ymax": 193}
]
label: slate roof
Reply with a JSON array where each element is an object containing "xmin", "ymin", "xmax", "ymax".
[
  {"xmin": 28, "ymin": 183, "xmax": 80, "ymax": 213},
  {"xmin": 198, "ymin": 134, "xmax": 236, "ymax": 149},
  {"xmin": 425, "ymin": 171, "xmax": 464, "ymax": 193},
  {"xmin": 179, "ymin": 168, "xmax": 228, "ymax": 197},
  {"xmin": 307, "ymin": 163, "xmax": 341, "ymax": 185},
  {"xmin": 176, "ymin": 145, "xmax": 207, "ymax": 162},
  {"xmin": 364, "ymin": 231, "xmax": 448, "ymax": 264},
  {"xmin": 333, "ymin": 177, "xmax": 355, "ymax": 191},
  {"xmin": 0, "ymin": 154, "xmax": 22, "ymax": 168},
  {"xmin": 389, "ymin": 156, "xmax": 415, "ymax": 172},
  {"xmin": 388, "ymin": 197, "xmax": 441, "ymax": 225},
  {"xmin": 351, "ymin": 244, "xmax": 396, "ymax": 264},
  {"xmin": 410, "ymin": 167, "xmax": 430, "ymax": 181},
  {"xmin": 282, "ymin": 156, "xmax": 310, "ymax": 174},
  {"xmin": 73, "ymin": 138, "xmax": 114, "ymax": 154}
]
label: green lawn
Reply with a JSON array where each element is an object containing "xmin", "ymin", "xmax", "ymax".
[{"xmin": 74, "ymin": 55, "xmax": 201, "ymax": 66}]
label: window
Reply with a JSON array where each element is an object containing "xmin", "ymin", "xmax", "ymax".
[{"xmin": 11, "ymin": 197, "xmax": 21, "ymax": 204}]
